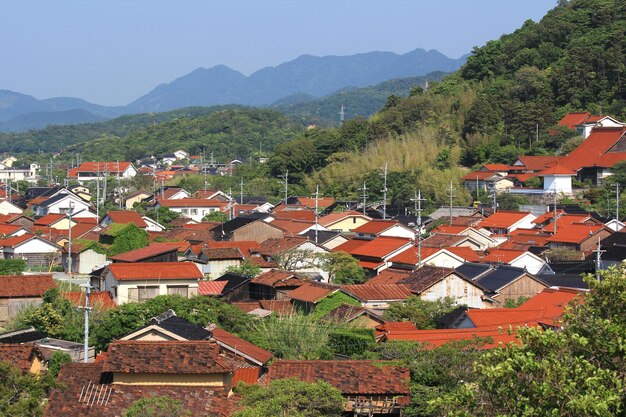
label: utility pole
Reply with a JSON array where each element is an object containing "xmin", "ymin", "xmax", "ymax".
[
  {"xmin": 593, "ymin": 237, "xmax": 606, "ymax": 282},
  {"xmin": 446, "ymin": 181, "xmax": 456, "ymax": 225},
  {"xmin": 490, "ymin": 189, "xmax": 497, "ymax": 214},
  {"xmin": 116, "ymin": 161, "xmax": 122, "ymax": 210},
  {"xmin": 361, "ymin": 182, "xmax": 368, "ymax": 215},
  {"xmin": 314, "ymin": 185, "xmax": 319, "ymax": 244},
  {"xmin": 339, "ymin": 104, "xmax": 345, "ymax": 126},
  {"xmin": 278, "ymin": 170, "xmax": 289, "ymax": 203},
  {"xmin": 80, "ymin": 284, "xmax": 91, "ymax": 363},
  {"xmin": 614, "ymin": 183, "xmax": 621, "ymax": 231},
  {"xmin": 68, "ymin": 201, "xmax": 73, "ymax": 279},
  {"xmin": 6, "ymin": 179, "xmax": 11, "ymax": 204},
  {"xmin": 410, "ymin": 190, "xmax": 426, "ymax": 268},
  {"xmin": 240, "ymin": 178, "xmax": 244, "ymax": 204},
  {"xmin": 381, "ymin": 163, "xmax": 388, "ymax": 220},
  {"xmin": 228, "ymin": 187, "xmax": 234, "ymax": 220}
]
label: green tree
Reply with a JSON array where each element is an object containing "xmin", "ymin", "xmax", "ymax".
[
  {"xmin": 122, "ymin": 397, "xmax": 191, "ymax": 417},
  {"xmin": 320, "ymin": 251, "xmax": 365, "ymax": 284},
  {"xmin": 146, "ymin": 207, "xmax": 181, "ymax": 226},
  {"xmin": 46, "ymin": 351, "xmax": 73, "ymax": 379},
  {"xmin": 203, "ymin": 211, "xmax": 228, "ymax": 223},
  {"xmin": 0, "ymin": 259, "xmax": 26, "ymax": 275},
  {"xmin": 384, "ymin": 297, "xmax": 457, "ymax": 329},
  {"xmin": 225, "ymin": 259, "xmax": 261, "ymax": 278},
  {"xmin": 0, "ymin": 361, "xmax": 48, "ymax": 417},
  {"xmin": 233, "ymin": 378, "xmax": 345, "ymax": 417},
  {"xmin": 109, "ymin": 223, "xmax": 149, "ymax": 256}
]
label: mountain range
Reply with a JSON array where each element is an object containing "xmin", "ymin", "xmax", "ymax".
[{"xmin": 0, "ymin": 48, "xmax": 467, "ymax": 132}]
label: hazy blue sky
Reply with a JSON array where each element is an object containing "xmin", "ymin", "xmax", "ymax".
[{"xmin": 1, "ymin": 1, "xmax": 556, "ymax": 105}]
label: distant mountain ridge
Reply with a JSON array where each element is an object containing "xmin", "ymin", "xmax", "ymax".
[{"xmin": 0, "ymin": 48, "xmax": 467, "ymax": 132}]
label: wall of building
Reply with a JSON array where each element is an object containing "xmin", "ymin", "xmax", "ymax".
[
  {"xmin": 492, "ymin": 274, "xmax": 547, "ymax": 305},
  {"xmin": 326, "ymin": 217, "xmax": 370, "ymax": 232},
  {"xmin": 233, "ymin": 222, "xmax": 284, "ymax": 243},
  {"xmin": 420, "ymin": 274, "xmax": 488, "ymax": 309}
]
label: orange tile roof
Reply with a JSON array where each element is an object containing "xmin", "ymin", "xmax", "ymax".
[
  {"xmin": 558, "ymin": 126, "xmax": 626, "ymax": 170},
  {"xmin": 62, "ymin": 291, "xmax": 116, "ymax": 310},
  {"xmin": 68, "ymin": 161, "xmax": 132, "ymax": 177},
  {"xmin": 432, "ymin": 225, "xmax": 470, "ymax": 234},
  {"xmin": 108, "ymin": 262, "xmax": 203, "ymax": 281},
  {"xmin": 250, "ymin": 269, "xmax": 302, "ymax": 287},
  {"xmin": 106, "ymin": 210, "xmax": 147, "ymax": 228},
  {"xmin": 383, "ymin": 326, "xmax": 521, "ymax": 349},
  {"xmin": 349, "ymin": 237, "xmax": 413, "ymax": 258},
  {"xmin": 446, "ymin": 246, "xmax": 484, "ymax": 262},
  {"xmin": 287, "ymin": 282, "xmax": 337, "ymax": 303},
  {"xmin": 198, "ymin": 280, "xmax": 228, "ymax": 295},
  {"xmin": 0, "ymin": 223, "xmax": 24, "ymax": 236},
  {"xmin": 0, "ymin": 274, "xmax": 55, "ymax": 297},
  {"xmin": 546, "ymin": 224, "xmax": 606, "ymax": 244},
  {"xmin": 387, "ymin": 246, "xmax": 440, "ymax": 265},
  {"xmin": 34, "ymin": 213, "xmax": 67, "ymax": 226},
  {"xmin": 268, "ymin": 360, "xmax": 410, "ymax": 395},
  {"xmin": 479, "ymin": 211, "xmax": 532, "ymax": 229},
  {"xmin": 211, "ymin": 327, "xmax": 273, "ymax": 364},
  {"xmin": 159, "ymin": 199, "xmax": 229, "ymax": 208},
  {"xmin": 537, "ymin": 163, "xmax": 576, "ymax": 176},
  {"xmin": 481, "ymin": 249, "xmax": 526, "ymax": 263},
  {"xmin": 342, "ymin": 284, "xmax": 413, "ymax": 301},
  {"xmin": 272, "ymin": 209, "xmax": 316, "ymax": 221},
  {"xmin": 514, "ymin": 155, "xmax": 562, "ymax": 171},
  {"xmin": 558, "ymin": 112, "xmax": 591, "ymax": 129},
  {"xmin": 365, "ymin": 269, "xmax": 410, "ymax": 285},
  {"xmin": 462, "ymin": 170, "xmax": 506, "ymax": 181},
  {"xmin": 0, "ymin": 345, "xmax": 42, "ymax": 374},
  {"xmin": 109, "ymin": 243, "xmax": 180, "ymax": 262},
  {"xmin": 482, "ymin": 163, "xmax": 511, "ymax": 171},
  {"xmin": 532, "ymin": 210, "xmax": 565, "ymax": 224},
  {"xmin": 332, "ymin": 238, "xmax": 370, "ymax": 253},
  {"xmin": 0, "ymin": 233, "xmax": 41, "ymax": 248},
  {"xmin": 294, "ymin": 197, "xmax": 335, "ymax": 209},
  {"xmin": 270, "ymin": 219, "xmax": 315, "ymax": 235},
  {"xmin": 353, "ymin": 220, "xmax": 400, "ymax": 234},
  {"xmin": 358, "ymin": 260, "xmax": 385, "ymax": 269}
]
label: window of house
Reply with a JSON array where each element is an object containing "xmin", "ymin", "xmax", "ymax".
[
  {"xmin": 181, "ymin": 209, "xmax": 189, "ymax": 214},
  {"xmin": 190, "ymin": 209, "xmax": 198, "ymax": 215},
  {"xmin": 167, "ymin": 285, "xmax": 189, "ymax": 297},
  {"xmin": 136, "ymin": 286, "xmax": 159, "ymax": 301}
]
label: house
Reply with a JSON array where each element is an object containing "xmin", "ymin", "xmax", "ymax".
[
  {"xmin": 0, "ymin": 163, "xmax": 40, "ymax": 183},
  {"xmin": 0, "ymin": 234, "xmax": 61, "ymax": 268},
  {"xmin": 142, "ymin": 215, "xmax": 166, "ymax": 232},
  {"xmin": 67, "ymin": 184, "xmax": 91, "ymax": 201},
  {"xmin": 191, "ymin": 247, "xmax": 245, "ymax": 277},
  {"xmin": 595, "ymin": 231, "xmax": 626, "ymax": 269},
  {"xmin": 174, "ymin": 150, "xmax": 189, "ymax": 160},
  {"xmin": 0, "ymin": 199, "xmax": 23, "ymax": 215},
  {"xmin": 62, "ymin": 241, "xmax": 108, "ymax": 274},
  {"xmin": 322, "ymin": 303, "xmax": 386, "ymax": 328},
  {"xmin": 319, "ymin": 210, "xmax": 372, "ymax": 232},
  {"xmin": 346, "ymin": 236, "xmax": 414, "ymax": 276},
  {"xmin": 477, "ymin": 248, "xmax": 549, "ymax": 275},
  {"xmin": 63, "ymin": 291, "xmax": 116, "ymax": 310},
  {"xmin": 211, "ymin": 217, "xmax": 285, "ymax": 243},
  {"xmin": 109, "ymin": 243, "xmax": 180, "ymax": 263},
  {"xmin": 286, "ymin": 282, "xmax": 339, "ymax": 313},
  {"xmin": 478, "ymin": 211, "xmax": 537, "ymax": 234},
  {"xmin": 430, "ymin": 225, "xmax": 498, "ymax": 249},
  {"xmin": 0, "ymin": 345, "xmax": 46, "ymax": 374},
  {"xmin": 300, "ymin": 229, "xmax": 349, "ymax": 250},
  {"xmin": 267, "ymin": 360, "xmax": 410, "ymax": 415},
  {"xmin": 124, "ymin": 190, "xmax": 151, "ymax": 210},
  {"xmin": 249, "ymin": 269, "xmax": 306, "ymax": 300},
  {"xmin": 100, "ymin": 210, "xmax": 148, "ymax": 229},
  {"xmin": 101, "ymin": 262, "xmax": 203, "ymax": 304},
  {"xmin": 198, "ymin": 273, "xmax": 251, "ymax": 302},
  {"xmin": 158, "ymin": 198, "xmax": 228, "ymax": 222},
  {"xmin": 0, "ymin": 274, "xmax": 56, "ymax": 326},
  {"xmin": 462, "ymin": 170, "xmax": 515, "ymax": 193},
  {"xmin": 32, "ymin": 190, "xmax": 94, "ymax": 218},
  {"xmin": 44, "ymin": 360, "xmax": 234, "ymax": 417},
  {"xmin": 353, "ymin": 220, "xmax": 416, "ymax": 240},
  {"xmin": 537, "ymin": 163, "xmax": 576, "ymax": 193},
  {"xmin": 421, "ymin": 233, "xmax": 484, "ymax": 250},
  {"xmin": 547, "ymin": 224, "xmax": 612, "ymax": 254},
  {"xmin": 259, "ymin": 236, "xmax": 329, "ymax": 281},
  {"xmin": 34, "ymin": 213, "xmax": 76, "ymax": 230},
  {"xmin": 67, "ymin": 161, "xmax": 137, "ymax": 182},
  {"xmin": 558, "ymin": 112, "xmax": 625, "ymax": 138}
]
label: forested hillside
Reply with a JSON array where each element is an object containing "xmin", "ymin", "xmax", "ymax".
[{"xmin": 266, "ymin": 0, "xmax": 626, "ymax": 206}]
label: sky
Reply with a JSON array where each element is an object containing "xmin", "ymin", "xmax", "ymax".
[{"xmin": 0, "ymin": 1, "xmax": 556, "ymax": 106}]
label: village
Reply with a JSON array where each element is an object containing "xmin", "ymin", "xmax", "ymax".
[{"xmin": 0, "ymin": 112, "xmax": 624, "ymax": 416}]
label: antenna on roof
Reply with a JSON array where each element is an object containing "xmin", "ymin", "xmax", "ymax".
[
  {"xmin": 240, "ymin": 178, "xmax": 244, "ymax": 205},
  {"xmin": 593, "ymin": 237, "xmax": 605, "ymax": 282},
  {"xmin": 278, "ymin": 170, "xmax": 289, "ymax": 203},
  {"xmin": 553, "ymin": 191, "xmax": 558, "ymax": 235},
  {"xmin": 381, "ymin": 163, "xmax": 388, "ymax": 220},
  {"xmin": 446, "ymin": 181, "xmax": 456, "ymax": 226},
  {"xmin": 614, "ymin": 183, "xmax": 621, "ymax": 231},
  {"xmin": 314, "ymin": 185, "xmax": 319, "ymax": 244}
]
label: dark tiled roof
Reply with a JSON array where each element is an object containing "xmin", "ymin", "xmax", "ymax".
[
  {"xmin": 397, "ymin": 265, "xmax": 455, "ymax": 293},
  {"xmin": 342, "ymin": 284, "xmax": 413, "ymax": 301},
  {"xmin": 536, "ymin": 273, "xmax": 589, "ymax": 289},
  {"xmin": 145, "ymin": 310, "xmax": 212, "ymax": 340},
  {"xmin": 0, "ymin": 344, "xmax": 41, "ymax": 373},
  {"xmin": 598, "ymin": 231, "xmax": 626, "ymax": 261},
  {"xmin": 323, "ymin": 303, "xmax": 367, "ymax": 322},
  {"xmin": 454, "ymin": 263, "xmax": 492, "ymax": 280},
  {"xmin": 268, "ymin": 360, "xmax": 410, "ymax": 395},
  {"xmin": 204, "ymin": 247, "xmax": 244, "ymax": 260},
  {"xmin": 214, "ymin": 273, "xmax": 252, "ymax": 294},
  {"xmin": 0, "ymin": 327, "xmax": 46, "ymax": 344},
  {"xmin": 210, "ymin": 217, "xmax": 257, "ymax": 235},
  {"xmin": 44, "ymin": 362, "xmax": 234, "ymax": 417},
  {"xmin": 474, "ymin": 265, "xmax": 535, "ymax": 292},
  {"xmin": 102, "ymin": 341, "xmax": 239, "ymax": 374},
  {"xmin": 301, "ymin": 229, "xmax": 341, "ymax": 244},
  {"xmin": 421, "ymin": 233, "xmax": 467, "ymax": 248}
]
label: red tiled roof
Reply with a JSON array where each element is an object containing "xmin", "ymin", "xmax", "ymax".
[
  {"xmin": 272, "ymin": 209, "xmax": 316, "ymax": 221},
  {"xmin": 106, "ymin": 210, "xmax": 147, "ymax": 228},
  {"xmin": 384, "ymin": 326, "xmax": 521, "ymax": 349},
  {"xmin": 45, "ymin": 362, "xmax": 234, "ymax": 417},
  {"xmin": 483, "ymin": 163, "xmax": 511, "ymax": 171},
  {"xmin": 198, "ymin": 280, "xmax": 228, "ymax": 296},
  {"xmin": 287, "ymin": 282, "xmax": 338, "ymax": 303},
  {"xmin": 481, "ymin": 249, "xmax": 526, "ymax": 263},
  {"xmin": 34, "ymin": 213, "xmax": 66, "ymax": 226},
  {"xmin": 446, "ymin": 246, "xmax": 484, "ymax": 262},
  {"xmin": 558, "ymin": 127, "xmax": 626, "ymax": 170},
  {"xmin": 432, "ymin": 225, "xmax": 470, "ymax": 234},
  {"xmin": 358, "ymin": 260, "xmax": 385, "ymax": 269},
  {"xmin": 479, "ymin": 211, "xmax": 532, "ymax": 229},
  {"xmin": 250, "ymin": 269, "xmax": 301, "ymax": 287},
  {"xmin": 349, "ymin": 237, "xmax": 413, "ymax": 258},
  {"xmin": 331, "ymin": 238, "xmax": 369, "ymax": 253},
  {"xmin": 0, "ymin": 345, "xmax": 41, "ymax": 373},
  {"xmin": 0, "ymin": 233, "xmax": 38, "ymax": 248},
  {"xmin": 319, "ymin": 210, "xmax": 369, "ymax": 227},
  {"xmin": 62, "ymin": 291, "xmax": 116, "ymax": 310},
  {"xmin": 353, "ymin": 220, "xmax": 400, "ymax": 234},
  {"xmin": 537, "ymin": 163, "xmax": 577, "ymax": 176},
  {"xmin": 0, "ymin": 223, "xmax": 24, "ymax": 236},
  {"xmin": 365, "ymin": 269, "xmax": 410, "ymax": 285},
  {"xmin": 387, "ymin": 246, "xmax": 440, "ymax": 265},
  {"xmin": 68, "ymin": 161, "xmax": 132, "ymax": 177},
  {"xmin": 532, "ymin": 210, "xmax": 565, "ymax": 224},
  {"xmin": 546, "ymin": 224, "xmax": 605, "ymax": 244},
  {"xmin": 515, "ymin": 155, "xmax": 562, "ymax": 172},
  {"xmin": 342, "ymin": 284, "xmax": 413, "ymax": 301},
  {"xmin": 558, "ymin": 112, "xmax": 591, "ymax": 129},
  {"xmin": 211, "ymin": 327, "xmax": 273, "ymax": 364},
  {"xmin": 102, "ymin": 340, "xmax": 242, "ymax": 374},
  {"xmin": 108, "ymin": 262, "xmax": 203, "ymax": 281},
  {"xmin": 270, "ymin": 219, "xmax": 315, "ymax": 235},
  {"xmin": 294, "ymin": 197, "xmax": 335, "ymax": 209},
  {"xmin": 461, "ymin": 170, "xmax": 506, "ymax": 181},
  {"xmin": 421, "ymin": 234, "xmax": 467, "ymax": 248},
  {"xmin": 268, "ymin": 360, "xmax": 410, "ymax": 395},
  {"xmin": 259, "ymin": 236, "xmax": 310, "ymax": 256},
  {"xmin": 0, "ymin": 274, "xmax": 56, "ymax": 297},
  {"xmin": 109, "ymin": 243, "xmax": 180, "ymax": 262},
  {"xmin": 466, "ymin": 309, "xmax": 545, "ymax": 327}
]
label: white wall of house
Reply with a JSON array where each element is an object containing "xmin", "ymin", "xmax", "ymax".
[
  {"xmin": 0, "ymin": 200, "xmax": 23, "ymax": 215},
  {"xmin": 419, "ymin": 274, "xmax": 489, "ymax": 309},
  {"xmin": 104, "ymin": 273, "xmax": 199, "ymax": 305},
  {"xmin": 509, "ymin": 214, "xmax": 538, "ymax": 233},
  {"xmin": 423, "ymin": 250, "xmax": 465, "ymax": 269},
  {"xmin": 509, "ymin": 253, "xmax": 546, "ymax": 275},
  {"xmin": 289, "ymin": 241, "xmax": 330, "ymax": 282},
  {"xmin": 379, "ymin": 226, "xmax": 416, "ymax": 239},
  {"xmin": 205, "ymin": 259, "xmax": 242, "ymax": 279},
  {"xmin": 166, "ymin": 206, "xmax": 223, "ymax": 222},
  {"xmin": 142, "ymin": 216, "xmax": 165, "ymax": 232},
  {"xmin": 38, "ymin": 196, "xmax": 91, "ymax": 217},
  {"xmin": 71, "ymin": 249, "xmax": 107, "ymax": 275},
  {"xmin": 543, "ymin": 175, "xmax": 573, "ymax": 194}
]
